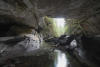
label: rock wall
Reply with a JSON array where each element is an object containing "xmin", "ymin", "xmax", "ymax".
[
  {"xmin": 0, "ymin": 0, "xmax": 44, "ymax": 64},
  {"xmin": 0, "ymin": 0, "xmax": 100, "ymax": 67}
]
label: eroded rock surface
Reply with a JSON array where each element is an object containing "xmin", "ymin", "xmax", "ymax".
[
  {"xmin": 0, "ymin": 0, "xmax": 100, "ymax": 67},
  {"xmin": 0, "ymin": 34, "xmax": 42, "ymax": 64}
]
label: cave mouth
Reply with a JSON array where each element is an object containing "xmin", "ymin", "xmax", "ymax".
[
  {"xmin": 53, "ymin": 18, "xmax": 65, "ymax": 28},
  {"xmin": 52, "ymin": 18, "xmax": 66, "ymax": 36},
  {"xmin": 0, "ymin": 0, "xmax": 100, "ymax": 67}
]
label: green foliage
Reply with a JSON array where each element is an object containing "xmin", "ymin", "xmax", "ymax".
[
  {"xmin": 41, "ymin": 16, "xmax": 58, "ymax": 38},
  {"xmin": 65, "ymin": 19, "xmax": 83, "ymax": 35},
  {"xmin": 53, "ymin": 19, "xmax": 66, "ymax": 37},
  {"xmin": 41, "ymin": 17, "xmax": 84, "ymax": 37},
  {"xmin": 41, "ymin": 17, "xmax": 67, "ymax": 38}
]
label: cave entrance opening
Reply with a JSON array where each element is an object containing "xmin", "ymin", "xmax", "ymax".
[
  {"xmin": 51, "ymin": 18, "xmax": 68, "ymax": 67},
  {"xmin": 52, "ymin": 18, "xmax": 66, "ymax": 37}
]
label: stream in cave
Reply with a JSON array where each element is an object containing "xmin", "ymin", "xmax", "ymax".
[
  {"xmin": 41, "ymin": 41, "xmax": 81, "ymax": 67},
  {"xmin": 50, "ymin": 18, "xmax": 81, "ymax": 67},
  {"xmin": 54, "ymin": 50, "xmax": 68, "ymax": 67},
  {"xmin": 0, "ymin": 18, "xmax": 82, "ymax": 67},
  {"xmin": 53, "ymin": 18, "xmax": 69, "ymax": 67}
]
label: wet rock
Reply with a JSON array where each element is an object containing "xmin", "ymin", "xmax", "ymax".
[
  {"xmin": 69, "ymin": 35, "xmax": 100, "ymax": 67},
  {"xmin": 0, "ymin": 34, "xmax": 42, "ymax": 64},
  {"xmin": 45, "ymin": 35, "xmax": 75, "ymax": 47},
  {"xmin": 0, "ymin": 0, "xmax": 100, "ymax": 67}
]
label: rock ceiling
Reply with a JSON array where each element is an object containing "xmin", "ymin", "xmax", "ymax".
[{"xmin": 0, "ymin": 0, "xmax": 100, "ymax": 35}]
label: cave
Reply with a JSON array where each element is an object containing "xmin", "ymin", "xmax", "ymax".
[{"xmin": 0, "ymin": 0, "xmax": 100, "ymax": 67}]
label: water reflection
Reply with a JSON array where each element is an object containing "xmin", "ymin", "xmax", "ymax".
[{"xmin": 55, "ymin": 50, "xmax": 68, "ymax": 67}]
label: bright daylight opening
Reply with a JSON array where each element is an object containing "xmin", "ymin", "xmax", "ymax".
[
  {"xmin": 53, "ymin": 18, "xmax": 66, "ymax": 36},
  {"xmin": 54, "ymin": 18, "xmax": 65, "ymax": 28},
  {"xmin": 53, "ymin": 18, "xmax": 68, "ymax": 67}
]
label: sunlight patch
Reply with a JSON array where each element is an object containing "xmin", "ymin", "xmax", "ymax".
[
  {"xmin": 53, "ymin": 18, "xmax": 66, "ymax": 36},
  {"xmin": 54, "ymin": 18, "xmax": 65, "ymax": 28}
]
